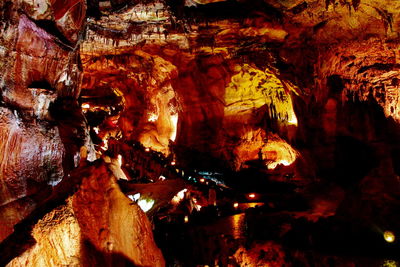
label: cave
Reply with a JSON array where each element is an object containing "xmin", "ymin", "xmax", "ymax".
[{"xmin": 1, "ymin": 0, "xmax": 400, "ymax": 266}]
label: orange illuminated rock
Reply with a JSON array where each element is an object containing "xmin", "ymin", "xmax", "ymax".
[
  {"xmin": 165, "ymin": 53, "xmax": 299, "ymax": 170},
  {"xmin": 72, "ymin": 163, "xmax": 165, "ymax": 267},
  {"xmin": 315, "ymin": 39, "xmax": 400, "ymax": 123},
  {"xmin": 81, "ymin": 50, "xmax": 179, "ymax": 156},
  {"xmin": 0, "ymin": 0, "xmax": 86, "ymax": 241},
  {"xmin": 6, "ymin": 200, "xmax": 82, "ymax": 267},
  {"xmin": 7, "ymin": 163, "xmax": 165, "ymax": 267},
  {"xmin": 233, "ymin": 129, "xmax": 298, "ymax": 170},
  {"xmin": 0, "ymin": 107, "xmax": 65, "ymax": 241},
  {"xmin": 50, "ymin": 0, "xmax": 86, "ymax": 43},
  {"xmin": 3, "ymin": 0, "xmax": 400, "ymax": 264}
]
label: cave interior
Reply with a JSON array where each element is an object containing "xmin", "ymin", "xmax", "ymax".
[{"xmin": 1, "ymin": 0, "xmax": 400, "ymax": 266}]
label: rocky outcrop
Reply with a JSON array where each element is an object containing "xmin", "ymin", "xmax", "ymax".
[
  {"xmin": 81, "ymin": 49, "xmax": 179, "ymax": 155},
  {"xmin": 0, "ymin": 0, "xmax": 87, "ymax": 241},
  {"xmin": 315, "ymin": 38, "xmax": 400, "ymax": 123},
  {"xmin": 0, "ymin": 107, "xmax": 64, "ymax": 240},
  {"xmin": 79, "ymin": 0, "xmax": 301, "ymax": 171},
  {"xmin": 6, "ymin": 200, "xmax": 82, "ymax": 267},
  {"xmin": 6, "ymin": 162, "xmax": 165, "ymax": 267},
  {"xmin": 73, "ymin": 163, "xmax": 165, "ymax": 267}
]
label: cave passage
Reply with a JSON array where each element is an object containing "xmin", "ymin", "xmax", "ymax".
[{"xmin": 1, "ymin": 0, "xmax": 400, "ymax": 266}]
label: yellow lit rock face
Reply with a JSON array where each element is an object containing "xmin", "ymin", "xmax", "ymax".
[
  {"xmin": 261, "ymin": 134, "xmax": 299, "ymax": 170},
  {"xmin": 233, "ymin": 129, "xmax": 298, "ymax": 170},
  {"xmin": 224, "ymin": 64, "xmax": 298, "ymax": 126}
]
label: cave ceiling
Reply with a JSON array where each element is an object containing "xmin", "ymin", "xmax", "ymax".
[{"xmin": 79, "ymin": 0, "xmax": 400, "ymax": 171}]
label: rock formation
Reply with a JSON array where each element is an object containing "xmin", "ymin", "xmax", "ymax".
[{"xmin": 1, "ymin": 0, "xmax": 400, "ymax": 265}]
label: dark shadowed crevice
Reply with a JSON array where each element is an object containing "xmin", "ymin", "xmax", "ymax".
[{"xmin": 28, "ymin": 80, "xmax": 54, "ymax": 91}]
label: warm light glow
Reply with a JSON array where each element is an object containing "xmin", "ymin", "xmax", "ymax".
[
  {"xmin": 233, "ymin": 202, "xmax": 239, "ymax": 208},
  {"xmin": 171, "ymin": 188, "xmax": 187, "ymax": 204},
  {"xmin": 248, "ymin": 193, "xmax": 256, "ymax": 198},
  {"xmin": 263, "ymin": 135, "xmax": 299, "ymax": 170},
  {"xmin": 177, "ymin": 189, "xmax": 187, "ymax": 199},
  {"xmin": 81, "ymin": 103, "xmax": 90, "ymax": 109},
  {"xmin": 384, "ymin": 231, "xmax": 396, "ymax": 243},
  {"xmin": 171, "ymin": 160, "xmax": 176, "ymax": 166},
  {"xmin": 93, "ymin": 127, "xmax": 99, "ymax": 134},
  {"xmin": 145, "ymin": 147, "xmax": 150, "ymax": 152},
  {"xmin": 231, "ymin": 213, "xmax": 245, "ymax": 239},
  {"xmin": 382, "ymin": 260, "xmax": 397, "ymax": 267},
  {"xmin": 117, "ymin": 154, "xmax": 122, "ymax": 167},
  {"xmin": 224, "ymin": 64, "xmax": 299, "ymax": 126},
  {"xmin": 192, "ymin": 198, "xmax": 202, "ymax": 211},
  {"xmin": 137, "ymin": 198, "xmax": 155, "ymax": 212},
  {"xmin": 184, "ymin": 215, "xmax": 189, "ymax": 223},
  {"xmin": 147, "ymin": 112, "xmax": 159, "ymax": 122},
  {"xmin": 243, "ymin": 202, "xmax": 265, "ymax": 209},
  {"xmin": 170, "ymin": 113, "xmax": 178, "ymax": 142},
  {"xmin": 200, "ymin": 178, "xmax": 205, "ymax": 183},
  {"xmin": 159, "ymin": 175, "xmax": 166, "ymax": 181},
  {"xmin": 287, "ymin": 109, "xmax": 298, "ymax": 126}
]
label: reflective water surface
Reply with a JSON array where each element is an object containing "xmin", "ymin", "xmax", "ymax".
[{"xmin": 157, "ymin": 210, "xmax": 400, "ymax": 267}]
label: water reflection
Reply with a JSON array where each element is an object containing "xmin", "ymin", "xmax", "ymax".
[
  {"xmin": 157, "ymin": 209, "xmax": 400, "ymax": 267},
  {"xmin": 231, "ymin": 213, "xmax": 245, "ymax": 239}
]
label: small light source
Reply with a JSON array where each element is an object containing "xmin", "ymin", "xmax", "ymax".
[
  {"xmin": 200, "ymin": 178, "xmax": 205, "ymax": 183},
  {"xmin": 171, "ymin": 161, "xmax": 176, "ymax": 166},
  {"xmin": 248, "ymin": 193, "xmax": 256, "ymax": 199},
  {"xmin": 145, "ymin": 147, "xmax": 150, "ymax": 152},
  {"xmin": 184, "ymin": 215, "xmax": 189, "ymax": 223},
  {"xmin": 81, "ymin": 103, "xmax": 90, "ymax": 109},
  {"xmin": 171, "ymin": 189, "xmax": 187, "ymax": 204},
  {"xmin": 137, "ymin": 198, "xmax": 154, "ymax": 213},
  {"xmin": 233, "ymin": 202, "xmax": 239, "ymax": 208},
  {"xmin": 384, "ymin": 231, "xmax": 395, "ymax": 243}
]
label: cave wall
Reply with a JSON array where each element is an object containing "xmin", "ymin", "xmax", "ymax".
[
  {"xmin": 2, "ymin": 0, "xmax": 400, "ymax": 264},
  {"xmin": 78, "ymin": 0, "xmax": 400, "ymax": 182},
  {"xmin": 0, "ymin": 0, "xmax": 87, "ymax": 241},
  {"xmin": 81, "ymin": 49, "xmax": 179, "ymax": 155}
]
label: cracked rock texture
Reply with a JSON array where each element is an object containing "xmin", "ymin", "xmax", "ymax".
[{"xmin": 0, "ymin": 0, "xmax": 87, "ymax": 241}]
